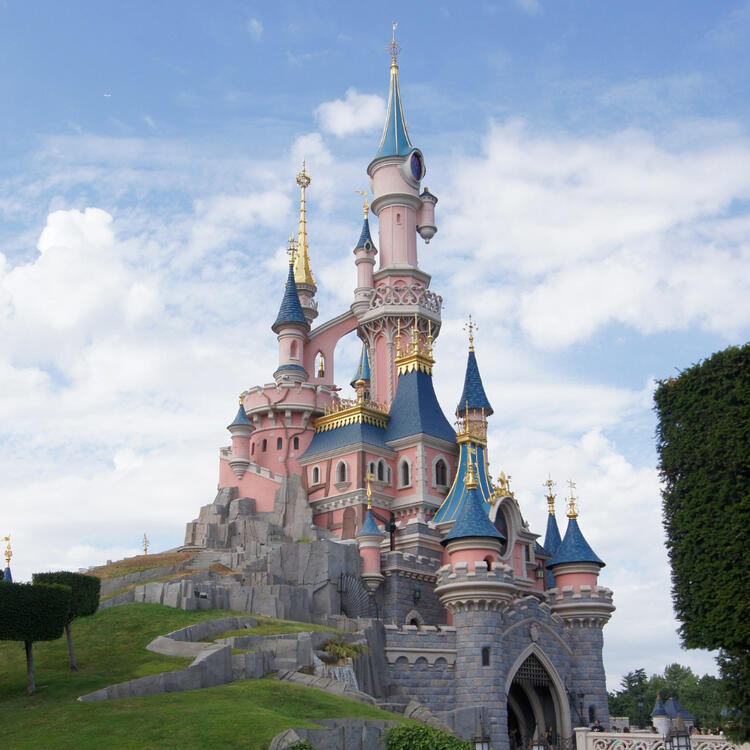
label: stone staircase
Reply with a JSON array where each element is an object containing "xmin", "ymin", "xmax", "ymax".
[{"xmin": 188, "ymin": 548, "xmax": 226, "ymax": 570}]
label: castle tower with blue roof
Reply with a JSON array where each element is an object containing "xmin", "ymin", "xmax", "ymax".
[{"xmin": 184, "ymin": 34, "xmax": 614, "ymax": 749}]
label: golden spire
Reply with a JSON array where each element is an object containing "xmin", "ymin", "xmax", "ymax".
[
  {"xmin": 286, "ymin": 235, "xmax": 297, "ymax": 265},
  {"xmin": 2, "ymin": 534, "xmax": 11, "ymax": 567},
  {"xmin": 356, "ymin": 190, "xmax": 370, "ymax": 218},
  {"xmin": 388, "ymin": 20, "xmax": 401, "ymax": 69},
  {"xmin": 464, "ymin": 315, "xmax": 476, "ymax": 352},
  {"xmin": 566, "ymin": 479, "xmax": 578, "ymax": 519},
  {"xmin": 544, "ymin": 475, "xmax": 556, "ymax": 515},
  {"xmin": 465, "ymin": 446, "xmax": 478, "ymax": 490},
  {"xmin": 366, "ymin": 471, "xmax": 374, "ymax": 509},
  {"xmin": 294, "ymin": 161, "xmax": 316, "ymax": 286},
  {"xmin": 142, "ymin": 533, "xmax": 150, "ymax": 555}
]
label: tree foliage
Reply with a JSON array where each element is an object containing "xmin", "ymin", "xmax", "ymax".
[
  {"xmin": 608, "ymin": 665, "xmax": 723, "ymax": 729},
  {"xmin": 32, "ymin": 571, "xmax": 100, "ymax": 671},
  {"xmin": 0, "ymin": 580, "xmax": 71, "ymax": 694},
  {"xmin": 654, "ymin": 343, "xmax": 750, "ymax": 741},
  {"xmin": 385, "ymin": 725, "xmax": 472, "ymax": 750}
]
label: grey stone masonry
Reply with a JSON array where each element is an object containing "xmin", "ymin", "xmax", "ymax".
[
  {"xmin": 268, "ymin": 719, "xmax": 401, "ymax": 750},
  {"xmin": 379, "ymin": 549, "xmax": 444, "ymax": 625},
  {"xmin": 384, "ymin": 624, "xmax": 456, "ymax": 714}
]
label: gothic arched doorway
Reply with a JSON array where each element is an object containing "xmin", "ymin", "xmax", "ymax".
[{"xmin": 505, "ymin": 649, "xmax": 571, "ymax": 750}]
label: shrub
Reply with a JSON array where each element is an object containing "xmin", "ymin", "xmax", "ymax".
[
  {"xmin": 321, "ymin": 638, "xmax": 368, "ymax": 661},
  {"xmin": 385, "ymin": 724, "xmax": 473, "ymax": 750},
  {"xmin": 287, "ymin": 741, "xmax": 317, "ymax": 750}
]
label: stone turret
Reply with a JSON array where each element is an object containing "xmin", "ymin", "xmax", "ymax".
[
  {"xmin": 351, "ymin": 197, "xmax": 377, "ymax": 317},
  {"xmin": 227, "ymin": 399, "xmax": 253, "ymax": 478}
]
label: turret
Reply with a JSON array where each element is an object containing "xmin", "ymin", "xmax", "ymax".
[
  {"xmin": 351, "ymin": 194, "xmax": 377, "ymax": 316},
  {"xmin": 292, "ymin": 163, "xmax": 318, "ymax": 324},
  {"xmin": 542, "ymin": 477, "xmax": 562, "ymax": 588},
  {"xmin": 357, "ymin": 473, "xmax": 385, "ymax": 592},
  {"xmin": 272, "ymin": 239, "xmax": 310, "ymax": 384},
  {"xmin": 2, "ymin": 534, "xmax": 11, "ymax": 582},
  {"xmin": 651, "ymin": 693, "xmax": 670, "ymax": 735},
  {"xmin": 351, "ymin": 343, "xmax": 372, "ymax": 401},
  {"xmin": 227, "ymin": 398, "xmax": 253, "ymax": 478}
]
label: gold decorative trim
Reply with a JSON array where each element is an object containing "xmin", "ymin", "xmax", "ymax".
[{"xmin": 314, "ymin": 396, "xmax": 389, "ymax": 432}]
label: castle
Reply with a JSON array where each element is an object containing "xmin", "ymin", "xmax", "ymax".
[{"xmin": 183, "ymin": 38, "xmax": 615, "ymax": 749}]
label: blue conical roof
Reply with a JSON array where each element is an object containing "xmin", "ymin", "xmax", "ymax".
[
  {"xmin": 652, "ymin": 694, "xmax": 668, "ymax": 718},
  {"xmin": 272, "ymin": 262, "xmax": 308, "ymax": 333},
  {"xmin": 457, "ymin": 350, "xmax": 493, "ymax": 416},
  {"xmin": 543, "ymin": 513, "xmax": 562, "ymax": 587},
  {"xmin": 433, "ymin": 440, "xmax": 494, "ymax": 524},
  {"xmin": 3, "ymin": 566, "xmax": 12, "ymax": 582},
  {"xmin": 357, "ymin": 217, "xmax": 375, "ymax": 249},
  {"xmin": 442, "ymin": 484, "xmax": 505, "ymax": 545},
  {"xmin": 385, "ymin": 369, "xmax": 455, "ymax": 443},
  {"xmin": 358, "ymin": 508, "xmax": 384, "ymax": 537},
  {"xmin": 548, "ymin": 517, "xmax": 604, "ymax": 568},
  {"xmin": 228, "ymin": 402, "xmax": 251, "ymax": 428},
  {"xmin": 374, "ymin": 63, "xmax": 413, "ymax": 159},
  {"xmin": 351, "ymin": 343, "xmax": 371, "ymax": 387}
]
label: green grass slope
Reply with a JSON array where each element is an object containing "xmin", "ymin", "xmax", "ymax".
[{"xmin": 0, "ymin": 603, "xmax": 397, "ymax": 750}]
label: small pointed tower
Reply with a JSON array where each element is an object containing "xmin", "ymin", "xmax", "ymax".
[
  {"xmin": 651, "ymin": 693, "xmax": 670, "ymax": 735},
  {"xmin": 351, "ymin": 192, "xmax": 377, "ymax": 317},
  {"xmin": 542, "ymin": 476, "xmax": 562, "ymax": 588},
  {"xmin": 227, "ymin": 396, "xmax": 253, "ymax": 478},
  {"xmin": 351, "ymin": 342, "xmax": 372, "ymax": 401},
  {"xmin": 357, "ymin": 472, "xmax": 386, "ymax": 592},
  {"xmin": 3, "ymin": 535, "xmax": 12, "ymax": 582},
  {"xmin": 435, "ymin": 458, "xmax": 513, "ymax": 742},
  {"xmin": 547, "ymin": 482, "xmax": 615, "ymax": 728},
  {"xmin": 357, "ymin": 26, "xmax": 443, "ymax": 406},
  {"xmin": 433, "ymin": 318, "xmax": 494, "ymax": 530},
  {"xmin": 293, "ymin": 162, "xmax": 318, "ymax": 324},
  {"xmin": 272, "ymin": 238, "xmax": 311, "ymax": 384}
]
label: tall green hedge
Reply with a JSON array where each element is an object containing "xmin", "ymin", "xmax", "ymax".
[
  {"xmin": 385, "ymin": 725, "xmax": 472, "ymax": 750},
  {"xmin": 0, "ymin": 581, "xmax": 71, "ymax": 642},
  {"xmin": 32, "ymin": 571, "xmax": 100, "ymax": 621},
  {"xmin": 654, "ymin": 342, "xmax": 750, "ymax": 741}
]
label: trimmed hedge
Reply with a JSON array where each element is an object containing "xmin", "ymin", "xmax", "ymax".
[
  {"xmin": 33, "ymin": 571, "xmax": 100, "ymax": 621},
  {"xmin": 385, "ymin": 725, "xmax": 473, "ymax": 749},
  {"xmin": 0, "ymin": 581, "xmax": 71, "ymax": 642}
]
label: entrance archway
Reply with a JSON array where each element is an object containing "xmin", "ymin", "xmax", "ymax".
[{"xmin": 505, "ymin": 647, "xmax": 571, "ymax": 750}]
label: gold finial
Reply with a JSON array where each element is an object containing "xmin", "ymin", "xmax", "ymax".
[
  {"xmin": 3, "ymin": 535, "xmax": 11, "ymax": 567},
  {"xmin": 387, "ymin": 21, "xmax": 401, "ymax": 67},
  {"xmin": 465, "ymin": 447, "xmax": 478, "ymax": 490},
  {"xmin": 142, "ymin": 533, "xmax": 149, "ymax": 556},
  {"xmin": 544, "ymin": 475, "xmax": 556, "ymax": 515},
  {"xmin": 464, "ymin": 315, "xmax": 476, "ymax": 351},
  {"xmin": 317, "ymin": 354, "xmax": 325, "ymax": 378},
  {"xmin": 238, "ymin": 393, "xmax": 244, "ymax": 405},
  {"xmin": 365, "ymin": 471, "xmax": 375, "ymax": 509},
  {"xmin": 427, "ymin": 320, "xmax": 433, "ymax": 357},
  {"xmin": 410, "ymin": 312, "xmax": 419, "ymax": 349},
  {"xmin": 395, "ymin": 319, "xmax": 403, "ymax": 357},
  {"xmin": 294, "ymin": 161, "xmax": 316, "ymax": 286},
  {"xmin": 567, "ymin": 479, "xmax": 578, "ymax": 519},
  {"xmin": 286, "ymin": 235, "xmax": 297, "ymax": 265},
  {"xmin": 356, "ymin": 190, "xmax": 370, "ymax": 218}
]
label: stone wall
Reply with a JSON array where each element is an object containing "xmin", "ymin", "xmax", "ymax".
[
  {"xmin": 379, "ymin": 550, "xmax": 444, "ymax": 625},
  {"xmin": 384, "ymin": 624, "xmax": 456, "ymax": 713}
]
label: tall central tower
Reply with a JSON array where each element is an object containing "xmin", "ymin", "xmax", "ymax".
[{"xmin": 353, "ymin": 31, "xmax": 441, "ymax": 406}]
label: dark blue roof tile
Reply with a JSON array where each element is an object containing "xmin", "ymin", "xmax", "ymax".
[
  {"xmin": 302, "ymin": 421, "xmax": 390, "ymax": 458},
  {"xmin": 548, "ymin": 517, "xmax": 604, "ymax": 568},
  {"xmin": 358, "ymin": 508, "xmax": 384, "ymax": 537},
  {"xmin": 357, "ymin": 217, "xmax": 375, "ymax": 249},
  {"xmin": 386, "ymin": 369, "xmax": 455, "ymax": 443},
  {"xmin": 272, "ymin": 263, "xmax": 309, "ymax": 332},
  {"xmin": 351, "ymin": 343, "xmax": 371, "ymax": 387},
  {"xmin": 457, "ymin": 349, "xmax": 493, "ymax": 415},
  {"xmin": 442, "ymin": 485, "xmax": 505, "ymax": 545},
  {"xmin": 228, "ymin": 403, "xmax": 251, "ymax": 428}
]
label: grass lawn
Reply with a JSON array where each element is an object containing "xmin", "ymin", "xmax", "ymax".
[
  {"xmin": 203, "ymin": 614, "xmax": 342, "ymax": 641},
  {"xmin": 0, "ymin": 603, "xmax": 398, "ymax": 749}
]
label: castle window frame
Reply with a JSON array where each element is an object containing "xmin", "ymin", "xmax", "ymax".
[
  {"xmin": 334, "ymin": 459, "xmax": 351, "ymax": 490},
  {"xmin": 311, "ymin": 466, "xmax": 320, "ymax": 485},
  {"xmin": 276, "ymin": 437, "xmax": 283, "ymax": 450},
  {"xmin": 432, "ymin": 456, "xmax": 449, "ymax": 489},
  {"xmin": 377, "ymin": 459, "xmax": 385, "ymax": 482},
  {"xmin": 262, "ymin": 439, "xmax": 267, "ymax": 452},
  {"xmin": 293, "ymin": 436, "xmax": 299, "ymax": 450},
  {"xmin": 481, "ymin": 646, "xmax": 491, "ymax": 667},
  {"xmin": 398, "ymin": 459, "xmax": 411, "ymax": 488}
]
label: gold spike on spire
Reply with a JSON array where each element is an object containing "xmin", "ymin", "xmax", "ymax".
[
  {"xmin": 544, "ymin": 475, "xmax": 556, "ymax": 515},
  {"xmin": 294, "ymin": 162, "xmax": 316, "ymax": 286},
  {"xmin": 356, "ymin": 190, "xmax": 370, "ymax": 218},
  {"xmin": 465, "ymin": 446, "xmax": 478, "ymax": 490},
  {"xmin": 567, "ymin": 479, "xmax": 578, "ymax": 519},
  {"xmin": 2, "ymin": 534, "xmax": 11, "ymax": 567},
  {"xmin": 464, "ymin": 315, "xmax": 476, "ymax": 351},
  {"xmin": 366, "ymin": 471, "xmax": 374, "ymax": 509},
  {"xmin": 388, "ymin": 21, "xmax": 401, "ymax": 68},
  {"xmin": 286, "ymin": 235, "xmax": 297, "ymax": 265}
]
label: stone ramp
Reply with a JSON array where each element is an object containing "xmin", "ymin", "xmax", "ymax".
[{"xmin": 276, "ymin": 669, "xmax": 377, "ymax": 705}]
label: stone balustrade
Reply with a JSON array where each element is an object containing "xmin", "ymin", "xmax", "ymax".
[{"xmin": 574, "ymin": 728, "xmax": 740, "ymax": 750}]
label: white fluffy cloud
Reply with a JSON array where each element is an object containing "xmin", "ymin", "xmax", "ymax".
[{"xmin": 315, "ymin": 88, "xmax": 386, "ymax": 137}]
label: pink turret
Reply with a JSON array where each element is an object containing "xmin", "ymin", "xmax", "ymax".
[
  {"xmin": 357, "ymin": 474, "xmax": 386, "ymax": 592},
  {"xmin": 227, "ymin": 398, "xmax": 253, "ymax": 478}
]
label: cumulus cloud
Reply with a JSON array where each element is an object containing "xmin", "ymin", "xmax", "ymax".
[
  {"xmin": 247, "ymin": 17, "xmax": 263, "ymax": 41},
  {"xmin": 315, "ymin": 88, "xmax": 386, "ymax": 137}
]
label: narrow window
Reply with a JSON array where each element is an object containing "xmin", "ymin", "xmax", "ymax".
[
  {"xmin": 484, "ymin": 556, "xmax": 493, "ymax": 571},
  {"xmin": 435, "ymin": 459, "xmax": 447, "ymax": 486},
  {"xmin": 377, "ymin": 460, "xmax": 385, "ymax": 481},
  {"xmin": 311, "ymin": 466, "xmax": 320, "ymax": 484},
  {"xmin": 336, "ymin": 461, "xmax": 347, "ymax": 483},
  {"xmin": 293, "ymin": 436, "xmax": 299, "ymax": 450},
  {"xmin": 276, "ymin": 437, "xmax": 282, "ymax": 450},
  {"xmin": 482, "ymin": 647, "xmax": 491, "ymax": 667},
  {"xmin": 290, "ymin": 340, "xmax": 299, "ymax": 359},
  {"xmin": 396, "ymin": 211, "xmax": 402, "ymax": 225},
  {"xmin": 251, "ymin": 442, "xmax": 255, "ymax": 455},
  {"xmin": 369, "ymin": 461, "xmax": 375, "ymax": 476},
  {"xmin": 400, "ymin": 461, "xmax": 410, "ymax": 487},
  {"xmin": 262, "ymin": 439, "xmax": 267, "ymax": 452}
]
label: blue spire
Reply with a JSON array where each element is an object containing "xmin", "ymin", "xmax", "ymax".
[
  {"xmin": 548, "ymin": 517, "xmax": 604, "ymax": 568},
  {"xmin": 543, "ymin": 513, "xmax": 562, "ymax": 587},
  {"xmin": 272, "ymin": 261, "xmax": 309, "ymax": 333},
  {"xmin": 651, "ymin": 694, "xmax": 668, "ymax": 718},
  {"xmin": 358, "ymin": 508, "xmax": 384, "ymax": 537},
  {"xmin": 433, "ymin": 440, "xmax": 494, "ymax": 524},
  {"xmin": 357, "ymin": 216, "xmax": 375, "ymax": 249},
  {"xmin": 228, "ymin": 402, "xmax": 251, "ymax": 428},
  {"xmin": 457, "ymin": 349, "xmax": 493, "ymax": 416},
  {"xmin": 374, "ymin": 60, "xmax": 413, "ymax": 159},
  {"xmin": 3, "ymin": 566, "xmax": 12, "ymax": 582},
  {"xmin": 351, "ymin": 343, "xmax": 371, "ymax": 387},
  {"xmin": 442, "ymin": 483, "xmax": 505, "ymax": 545}
]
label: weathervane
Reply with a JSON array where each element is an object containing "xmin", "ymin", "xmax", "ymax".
[
  {"xmin": 464, "ymin": 315, "xmax": 477, "ymax": 351},
  {"xmin": 567, "ymin": 479, "xmax": 578, "ymax": 519},
  {"xmin": 388, "ymin": 21, "xmax": 401, "ymax": 65},
  {"xmin": 142, "ymin": 533, "xmax": 149, "ymax": 556},
  {"xmin": 356, "ymin": 190, "xmax": 370, "ymax": 218},
  {"xmin": 286, "ymin": 235, "xmax": 297, "ymax": 265},
  {"xmin": 544, "ymin": 475, "xmax": 556, "ymax": 515},
  {"xmin": 3, "ymin": 534, "xmax": 11, "ymax": 566}
]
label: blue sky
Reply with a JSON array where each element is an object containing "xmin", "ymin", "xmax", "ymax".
[{"xmin": 2, "ymin": 1, "xmax": 749, "ymax": 691}]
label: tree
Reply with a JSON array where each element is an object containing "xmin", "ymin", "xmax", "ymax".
[
  {"xmin": 654, "ymin": 343, "xmax": 750, "ymax": 741},
  {"xmin": 0, "ymin": 580, "xmax": 71, "ymax": 694},
  {"xmin": 32, "ymin": 571, "xmax": 100, "ymax": 671}
]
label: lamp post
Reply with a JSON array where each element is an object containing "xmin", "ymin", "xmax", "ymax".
[
  {"xmin": 666, "ymin": 715, "xmax": 691, "ymax": 750},
  {"xmin": 637, "ymin": 694, "xmax": 644, "ymax": 730}
]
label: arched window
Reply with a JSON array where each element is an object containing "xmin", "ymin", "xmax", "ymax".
[
  {"xmin": 336, "ymin": 461, "xmax": 347, "ymax": 483},
  {"xmin": 262, "ymin": 439, "xmax": 267, "ymax": 452},
  {"xmin": 435, "ymin": 458, "xmax": 447, "ymax": 486},
  {"xmin": 311, "ymin": 466, "xmax": 320, "ymax": 485},
  {"xmin": 377, "ymin": 459, "xmax": 385, "ymax": 481},
  {"xmin": 399, "ymin": 460, "xmax": 411, "ymax": 488},
  {"xmin": 293, "ymin": 436, "xmax": 299, "ymax": 450},
  {"xmin": 482, "ymin": 646, "xmax": 491, "ymax": 667},
  {"xmin": 316, "ymin": 353, "xmax": 325, "ymax": 378},
  {"xmin": 251, "ymin": 442, "xmax": 255, "ymax": 455},
  {"xmin": 368, "ymin": 461, "xmax": 375, "ymax": 476},
  {"xmin": 276, "ymin": 437, "xmax": 282, "ymax": 450},
  {"xmin": 484, "ymin": 556, "xmax": 494, "ymax": 571},
  {"xmin": 290, "ymin": 340, "xmax": 299, "ymax": 359}
]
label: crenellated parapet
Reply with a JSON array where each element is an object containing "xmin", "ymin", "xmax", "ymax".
[
  {"xmin": 547, "ymin": 584, "xmax": 615, "ymax": 628},
  {"xmin": 434, "ymin": 560, "xmax": 516, "ymax": 614}
]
